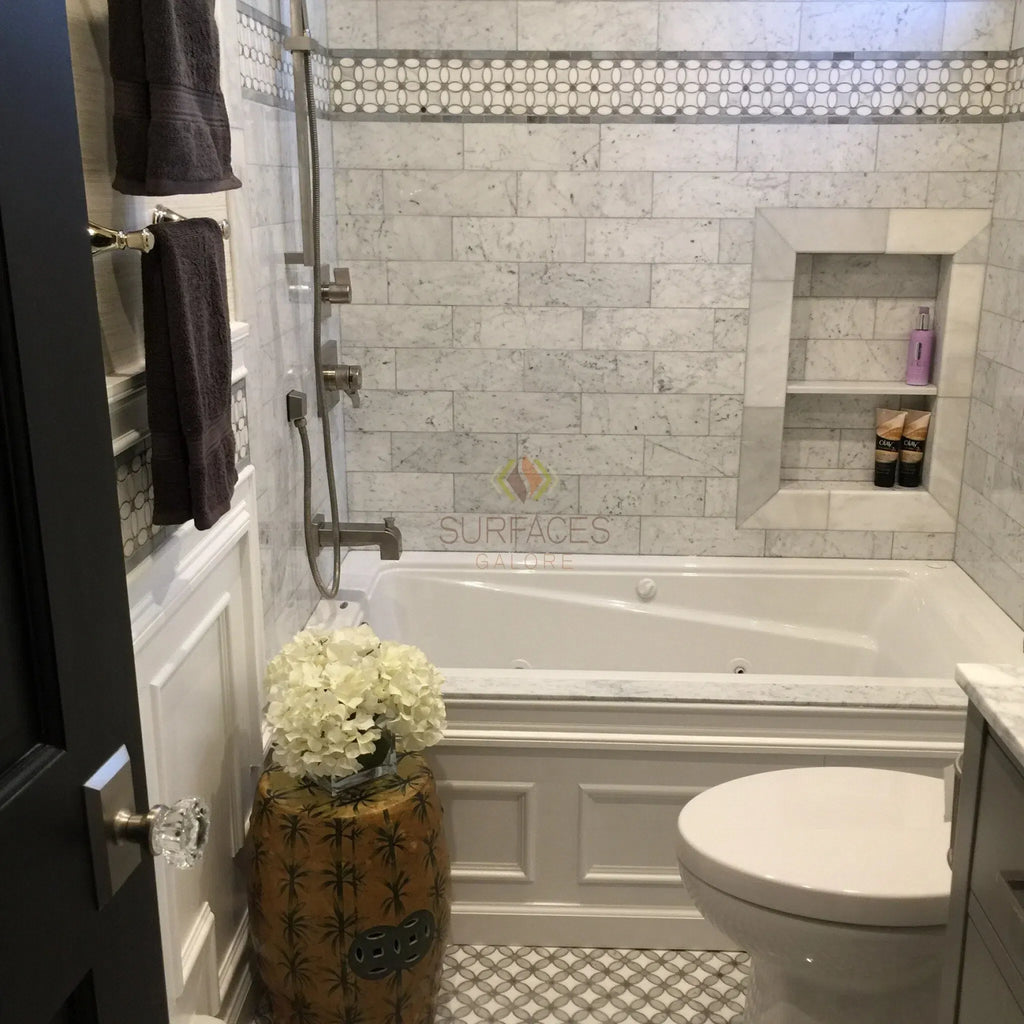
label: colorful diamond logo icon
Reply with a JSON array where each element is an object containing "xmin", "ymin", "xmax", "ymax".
[{"xmin": 492, "ymin": 456, "xmax": 556, "ymax": 503}]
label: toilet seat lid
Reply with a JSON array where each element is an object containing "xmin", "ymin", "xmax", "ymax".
[{"xmin": 676, "ymin": 767, "xmax": 950, "ymax": 927}]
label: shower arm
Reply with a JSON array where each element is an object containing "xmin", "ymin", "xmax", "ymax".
[{"xmin": 284, "ymin": 0, "xmax": 315, "ymax": 267}]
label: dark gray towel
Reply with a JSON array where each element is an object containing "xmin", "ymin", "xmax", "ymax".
[
  {"xmin": 110, "ymin": 0, "xmax": 242, "ymax": 195},
  {"xmin": 141, "ymin": 218, "xmax": 237, "ymax": 530}
]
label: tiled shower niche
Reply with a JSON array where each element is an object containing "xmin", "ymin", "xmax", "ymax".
[
  {"xmin": 782, "ymin": 253, "xmax": 939, "ymax": 486},
  {"xmin": 737, "ymin": 208, "xmax": 988, "ymax": 537}
]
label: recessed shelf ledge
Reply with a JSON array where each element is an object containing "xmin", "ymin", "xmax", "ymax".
[{"xmin": 786, "ymin": 380, "xmax": 938, "ymax": 396}]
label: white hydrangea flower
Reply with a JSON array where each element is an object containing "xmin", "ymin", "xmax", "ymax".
[{"xmin": 263, "ymin": 625, "xmax": 446, "ymax": 780}]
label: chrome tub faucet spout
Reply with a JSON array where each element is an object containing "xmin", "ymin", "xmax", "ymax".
[{"xmin": 313, "ymin": 516, "xmax": 402, "ymax": 560}]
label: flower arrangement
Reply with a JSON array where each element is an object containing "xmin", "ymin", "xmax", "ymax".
[{"xmin": 264, "ymin": 624, "xmax": 446, "ymax": 785}]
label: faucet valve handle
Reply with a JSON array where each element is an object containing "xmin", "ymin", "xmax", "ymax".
[{"xmin": 384, "ymin": 517, "xmax": 395, "ymax": 529}]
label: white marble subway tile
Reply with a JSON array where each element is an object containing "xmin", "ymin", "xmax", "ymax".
[
  {"xmin": 714, "ymin": 309, "xmax": 749, "ymax": 351},
  {"xmin": 658, "ymin": 2, "xmax": 801, "ymax": 49},
  {"xmin": 343, "ymin": 390, "xmax": 453, "ymax": 432},
  {"xmin": 454, "ymin": 472, "xmax": 580, "ymax": 514},
  {"xmin": 799, "ymin": 2, "xmax": 943, "ymax": 50},
  {"xmin": 387, "ymin": 261, "xmax": 518, "ymax": 305},
  {"xmin": 997, "ymin": 121, "xmax": 1024, "ymax": 171},
  {"xmin": 784, "ymin": 393, "xmax": 890, "ymax": 429},
  {"xmin": 347, "ymin": 471, "xmax": 454, "ymax": 513},
  {"xmin": 827, "ymin": 489, "xmax": 956, "ymax": 532},
  {"xmin": 520, "ymin": 263, "xmax": 651, "ymax": 307},
  {"xmin": 641, "ymin": 516, "xmax": 766, "ymax": 556},
  {"xmin": 372, "ymin": 513, "xmax": 489, "ymax": 553},
  {"xmin": 761, "ymin": 208, "xmax": 889, "ymax": 253},
  {"xmin": 519, "ymin": 172, "xmax": 652, "ymax": 217},
  {"xmin": 887, "ymin": 209, "xmax": 991, "ymax": 255},
  {"xmin": 465, "ymin": 124, "xmax": 600, "ymax": 172},
  {"xmin": 765, "ymin": 529, "xmax": 895, "ymax": 559},
  {"xmin": 838, "ymin": 429, "xmax": 875, "ymax": 470},
  {"xmin": 524, "ymin": 351, "xmax": 654, "ymax": 392},
  {"xmin": 937, "ymin": 263, "xmax": 986, "ymax": 396},
  {"xmin": 454, "ymin": 306, "xmax": 583, "ymax": 349},
  {"xmin": 809, "ymin": 254, "xmax": 939, "ymax": 299},
  {"xmin": 782, "ymin": 428, "xmax": 840, "ymax": 469},
  {"xmin": 332, "ymin": 122, "xmax": 463, "ymax": 170},
  {"xmin": 719, "ymin": 219, "xmax": 755, "ymax": 265},
  {"xmin": 892, "ymin": 531, "xmax": 956, "ymax": 560},
  {"xmin": 751, "ymin": 216, "xmax": 797, "ymax": 283},
  {"xmin": 583, "ymin": 308, "xmax": 715, "ymax": 351},
  {"xmin": 927, "ymin": 173, "xmax": 997, "ymax": 210},
  {"xmin": 654, "ymin": 352, "xmax": 745, "ymax": 394},
  {"xmin": 651, "ymin": 264, "xmax": 751, "ymax": 308},
  {"xmin": 586, "ymin": 219, "xmax": 718, "ymax": 264},
  {"xmin": 341, "ymin": 305, "xmax": 453, "ymax": 348},
  {"xmin": 994, "ymin": 173, "xmax": 1024, "ymax": 222},
  {"xmin": 600, "ymin": 125, "xmax": 738, "ymax": 172},
  {"xmin": 653, "ymin": 172, "xmax": 788, "ymax": 219},
  {"xmin": 336, "ymin": 170, "xmax": 385, "ymax": 215},
  {"xmin": 744, "ymin": 488, "xmax": 829, "ymax": 529},
  {"xmin": 581, "ymin": 394, "xmax": 710, "ymax": 434},
  {"xmin": 518, "ymin": 1, "xmax": 659, "ymax": 49},
  {"xmin": 744, "ymin": 280, "xmax": 794, "ymax": 407},
  {"xmin": 580, "ymin": 476, "xmax": 705, "ymax": 517},
  {"xmin": 710, "ymin": 395, "xmax": 743, "ymax": 436},
  {"xmin": 737, "ymin": 126, "xmax": 878, "ymax": 173},
  {"xmin": 788, "ymin": 172, "xmax": 928, "ymax": 210},
  {"xmin": 804, "ymin": 339, "xmax": 908, "ymax": 381},
  {"xmin": 339, "ymin": 347, "xmax": 396, "ymax": 390},
  {"xmin": 645, "ymin": 436, "xmax": 740, "ymax": 477},
  {"xmin": 453, "ymin": 217, "xmax": 585, "ymax": 262},
  {"xmin": 518, "ymin": 433, "xmax": 645, "ymax": 475},
  {"xmin": 383, "ymin": 171, "xmax": 517, "ymax": 217},
  {"xmin": 396, "ymin": 349, "xmax": 523, "ymax": 391},
  {"xmin": 336, "ymin": 216, "xmax": 452, "ymax": 261},
  {"xmin": 327, "ymin": 0, "xmax": 378, "ymax": 47},
  {"xmin": 792, "ymin": 298, "xmax": 877, "ymax": 340},
  {"xmin": 874, "ymin": 298, "xmax": 938, "ymax": 340},
  {"xmin": 941, "ymin": 1, "xmax": 1015, "ymax": 49},
  {"xmin": 392, "ymin": 431, "xmax": 516, "ymax": 472},
  {"xmin": 704, "ymin": 477, "xmax": 739, "ymax": 518},
  {"xmin": 343, "ymin": 431, "xmax": 392, "ymax": 472},
  {"xmin": 514, "ymin": 514, "xmax": 641, "ymax": 555},
  {"xmin": 455, "ymin": 391, "xmax": 581, "ymax": 433},
  {"xmin": 378, "ymin": 0, "xmax": 517, "ymax": 47},
  {"xmin": 344, "ymin": 260, "xmax": 391, "ymax": 305},
  {"xmin": 876, "ymin": 125, "xmax": 1002, "ymax": 173},
  {"xmin": 930, "ymin": 397, "xmax": 971, "ymax": 516}
]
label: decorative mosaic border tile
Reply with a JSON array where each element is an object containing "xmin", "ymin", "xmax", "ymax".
[{"xmin": 118, "ymin": 379, "xmax": 250, "ymax": 571}]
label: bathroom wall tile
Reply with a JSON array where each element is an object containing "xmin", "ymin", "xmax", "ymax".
[
  {"xmin": 704, "ymin": 477, "xmax": 739, "ymax": 518},
  {"xmin": 520, "ymin": 263, "xmax": 652, "ymax": 308},
  {"xmin": 641, "ymin": 516, "xmax": 766, "ymax": 556},
  {"xmin": 658, "ymin": 2, "xmax": 801, "ymax": 49},
  {"xmin": 810, "ymin": 255, "xmax": 940, "ymax": 300},
  {"xmin": 327, "ymin": 0, "xmax": 378, "ymax": 47},
  {"xmin": 341, "ymin": 347, "xmax": 396, "ymax": 390},
  {"xmin": 336, "ymin": 170, "xmax": 385, "ymax": 215},
  {"xmin": 455, "ymin": 391, "xmax": 581, "ymax": 433},
  {"xmin": 383, "ymin": 171, "xmax": 517, "ymax": 217},
  {"xmin": 837, "ymin": 429, "xmax": 875, "ymax": 470},
  {"xmin": 581, "ymin": 394, "xmax": 710, "ymax": 434},
  {"xmin": 514, "ymin": 514, "xmax": 641, "ymax": 555},
  {"xmin": 873, "ymin": 298, "xmax": 936, "ymax": 340},
  {"xmin": 792, "ymin": 298, "xmax": 877, "ymax": 341},
  {"xmin": 336, "ymin": 216, "xmax": 452, "ymax": 261},
  {"xmin": 654, "ymin": 352, "xmax": 746, "ymax": 394},
  {"xmin": 938, "ymin": 263, "xmax": 986, "ymax": 396},
  {"xmin": 714, "ymin": 310, "xmax": 749, "ymax": 352},
  {"xmin": 396, "ymin": 349, "xmax": 523, "ymax": 391},
  {"xmin": 744, "ymin": 281, "xmax": 794, "ymax": 408},
  {"xmin": 736, "ymin": 407, "xmax": 784, "ymax": 521},
  {"xmin": 799, "ymin": 2, "xmax": 943, "ymax": 50},
  {"xmin": 751, "ymin": 217, "xmax": 796, "ymax": 284},
  {"xmin": 761, "ymin": 208, "xmax": 889, "ymax": 253},
  {"xmin": 345, "ymin": 260, "xmax": 390, "ymax": 305},
  {"xmin": 518, "ymin": 1, "xmax": 658, "ymax": 49},
  {"xmin": 453, "ymin": 218, "xmax": 585, "ymax": 263},
  {"xmin": 651, "ymin": 265, "xmax": 751, "ymax": 309},
  {"xmin": 465, "ymin": 124, "xmax": 600, "ymax": 172},
  {"xmin": 341, "ymin": 305, "xmax": 453, "ymax": 348},
  {"xmin": 645, "ymin": 436, "xmax": 740, "ymax": 477},
  {"xmin": 765, "ymin": 530, "xmax": 895, "ymax": 559},
  {"xmin": 737, "ymin": 126, "xmax": 878, "ymax": 173},
  {"xmin": 586, "ymin": 219, "xmax": 718, "ymax": 265},
  {"xmin": 804, "ymin": 339, "xmax": 907, "ymax": 382},
  {"xmin": 332, "ymin": 122, "xmax": 464, "ymax": 170},
  {"xmin": 788, "ymin": 172, "xmax": 928, "ymax": 210},
  {"xmin": 941, "ymin": 1, "xmax": 1015, "ymax": 49},
  {"xmin": 583, "ymin": 308, "xmax": 716, "ymax": 351},
  {"xmin": 745, "ymin": 488, "xmax": 829, "ymax": 529},
  {"xmin": 710, "ymin": 395, "xmax": 743, "ymax": 436},
  {"xmin": 876, "ymin": 125, "xmax": 1002, "ymax": 174},
  {"xmin": 828, "ymin": 489, "xmax": 956, "ymax": 533},
  {"xmin": 887, "ymin": 209, "xmax": 991, "ymax": 255},
  {"xmin": 378, "ymin": 0, "xmax": 517, "ymax": 47},
  {"xmin": 600, "ymin": 125, "xmax": 738, "ymax": 172},
  {"xmin": 653, "ymin": 173, "xmax": 788, "ymax": 219},
  {"xmin": 927, "ymin": 173, "xmax": 997, "ymax": 210},
  {"xmin": 782, "ymin": 428, "xmax": 840, "ymax": 470},
  {"xmin": 387, "ymin": 261, "xmax": 518, "ymax": 305},
  {"xmin": 524, "ymin": 351, "xmax": 654, "ymax": 392},
  {"xmin": 719, "ymin": 219, "xmax": 755, "ymax": 265},
  {"xmin": 454, "ymin": 472, "xmax": 580, "ymax": 514},
  {"xmin": 454, "ymin": 306, "xmax": 583, "ymax": 350},
  {"xmin": 892, "ymin": 531, "xmax": 957, "ymax": 560},
  {"xmin": 343, "ymin": 390, "xmax": 453, "ymax": 432},
  {"xmin": 518, "ymin": 434, "xmax": 645, "ymax": 476},
  {"xmin": 382, "ymin": 513, "xmax": 502, "ymax": 553},
  {"xmin": 955, "ymin": 528, "xmax": 1024, "ymax": 625},
  {"xmin": 519, "ymin": 172, "xmax": 652, "ymax": 218},
  {"xmin": 347, "ymin": 471, "xmax": 454, "ymax": 512},
  {"xmin": 343, "ymin": 431, "xmax": 392, "ymax": 472},
  {"xmin": 392, "ymin": 431, "xmax": 516, "ymax": 472},
  {"xmin": 581, "ymin": 476, "xmax": 705, "ymax": 517}
]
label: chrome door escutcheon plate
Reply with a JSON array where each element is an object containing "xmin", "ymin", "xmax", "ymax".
[{"xmin": 83, "ymin": 745, "xmax": 141, "ymax": 907}]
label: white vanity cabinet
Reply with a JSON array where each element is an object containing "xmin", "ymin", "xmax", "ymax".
[{"xmin": 942, "ymin": 699, "xmax": 1024, "ymax": 1023}]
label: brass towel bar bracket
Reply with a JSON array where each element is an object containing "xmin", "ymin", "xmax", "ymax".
[{"xmin": 89, "ymin": 205, "xmax": 230, "ymax": 257}]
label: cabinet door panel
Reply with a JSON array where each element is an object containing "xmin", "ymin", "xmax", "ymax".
[{"xmin": 959, "ymin": 919, "xmax": 1024, "ymax": 1024}]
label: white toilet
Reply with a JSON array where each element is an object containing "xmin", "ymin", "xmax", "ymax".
[{"xmin": 676, "ymin": 767, "xmax": 951, "ymax": 1024}]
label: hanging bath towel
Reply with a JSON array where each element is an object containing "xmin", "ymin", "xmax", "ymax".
[
  {"xmin": 141, "ymin": 218, "xmax": 237, "ymax": 530},
  {"xmin": 109, "ymin": 0, "xmax": 242, "ymax": 195}
]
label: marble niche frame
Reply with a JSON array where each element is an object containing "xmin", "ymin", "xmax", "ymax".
[{"xmin": 737, "ymin": 207, "xmax": 991, "ymax": 535}]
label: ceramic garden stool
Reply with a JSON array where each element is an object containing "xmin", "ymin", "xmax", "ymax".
[{"xmin": 248, "ymin": 752, "xmax": 451, "ymax": 1024}]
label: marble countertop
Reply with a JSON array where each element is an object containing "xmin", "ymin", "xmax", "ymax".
[{"xmin": 956, "ymin": 663, "xmax": 1024, "ymax": 765}]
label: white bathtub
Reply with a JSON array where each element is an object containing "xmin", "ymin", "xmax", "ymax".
[{"xmin": 311, "ymin": 553, "xmax": 1023, "ymax": 948}]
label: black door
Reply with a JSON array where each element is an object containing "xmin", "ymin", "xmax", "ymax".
[{"xmin": 0, "ymin": 3, "xmax": 168, "ymax": 1021}]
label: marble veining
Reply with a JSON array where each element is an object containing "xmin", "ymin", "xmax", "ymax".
[{"xmin": 956, "ymin": 663, "xmax": 1024, "ymax": 765}]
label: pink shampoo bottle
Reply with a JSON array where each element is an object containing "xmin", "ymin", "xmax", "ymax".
[{"xmin": 906, "ymin": 306, "xmax": 935, "ymax": 386}]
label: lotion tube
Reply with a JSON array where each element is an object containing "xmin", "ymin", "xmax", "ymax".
[
  {"xmin": 897, "ymin": 410, "xmax": 931, "ymax": 488},
  {"xmin": 874, "ymin": 408, "xmax": 907, "ymax": 487}
]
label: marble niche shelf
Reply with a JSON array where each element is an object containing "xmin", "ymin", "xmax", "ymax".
[{"xmin": 785, "ymin": 380, "xmax": 938, "ymax": 396}]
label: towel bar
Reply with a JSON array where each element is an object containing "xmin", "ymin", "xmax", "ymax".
[{"xmin": 89, "ymin": 207, "xmax": 229, "ymax": 256}]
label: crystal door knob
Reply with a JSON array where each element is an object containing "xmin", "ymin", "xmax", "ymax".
[{"xmin": 112, "ymin": 796, "xmax": 210, "ymax": 869}]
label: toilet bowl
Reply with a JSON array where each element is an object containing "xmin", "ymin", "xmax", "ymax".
[{"xmin": 676, "ymin": 767, "xmax": 951, "ymax": 1024}]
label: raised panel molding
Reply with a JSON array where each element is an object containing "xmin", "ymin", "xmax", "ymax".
[
  {"xmin": 437, "ymin": 780, "xmax": 537, "ymax": 882},
  {"xmin": 578, "ymin": 783, "xmax": 700, "ymax": 886}
]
